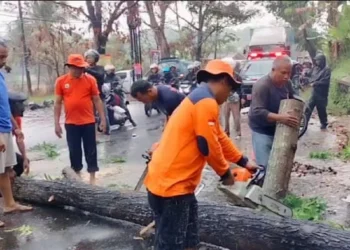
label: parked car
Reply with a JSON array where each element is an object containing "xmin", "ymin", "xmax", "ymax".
[
  {"xmin": 115, "ymin": 69, "xmax": 133, "ymax": 93},
  {"xmin": 144, "ymin": 57, "xmax": 193, "ymax": 79},
  {"xmin": 240, "ymin": 59, "xmax": 274, "ymax": 107},
  {"xmin": 240, "ymin": 58, "xmax": 302, "ymax": 107},
  {"xmin": 158, "ymin": 57, "xmax": 193, "ymax": 76}
]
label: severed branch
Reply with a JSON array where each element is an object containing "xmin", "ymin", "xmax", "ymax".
[
  {"xmin": 53, "ymin": 1, "xmax": 91, "ymax": 20},
  {"xmin": 168, "ymin": 6, "xmax": 199, "ymax": 31},
  {"xmin": 104, "ymin": 1, "xmax": 138, "ymax": 35}
]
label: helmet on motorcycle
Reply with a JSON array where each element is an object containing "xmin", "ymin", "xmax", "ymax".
[
  {"xmin": 163, "ymin": 67, "xmax": 170, "ymax": 73},
  {"xmin": 221, "ymin": 57, "xmax": 237, "ymax": 69},
  {"xmin": 104, "ymin": 64, "xmax": 115, "ymax": 72},
  {"xmin": 84, "ymin": 49, "xmax": 100, "ymax": 63},
  {"xmin": 102, "ymin": 83, "xmax": 111, "ymax": 96},
  {"xmin": 150, "ymin": 63, "xmax": 159, "ymax": 70},
  {"xmin": 187, "ymin": 64, "xmax": 195, "ymax": 70},
  {"xmin": 193, "ymin": 61, "xmax": 201, "ymax": 67}
]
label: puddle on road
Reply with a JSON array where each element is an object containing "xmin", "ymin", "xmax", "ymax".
[{"xmin": 0, "ymin": 206, "xmax": 153, "ymax": 250}]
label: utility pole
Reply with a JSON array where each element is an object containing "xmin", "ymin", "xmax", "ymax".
[
  {"xmin": 127, "ymin": 1, "xmax": 142, "ymax": 82},
  {"xmin": 18, "ymin": 0, "xmax": 32, "ymax": 95}
]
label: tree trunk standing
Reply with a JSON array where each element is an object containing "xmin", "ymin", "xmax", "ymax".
[
  {"xmin": 327, "ymin": 1, "xmax": 342, "ymax": 62},
  {"xmin": 12, "ymin": 177, "xmax": 350, "ymax": 250},
  {"xmin": 195, "ymin": 4, "xmax": 204, "ymax": 61},
  {"xmin": 37, "ymin": 63, "xmax": 41, "ymax": 90},
  {"xmin": 18, "ymin": 0, "xmax": 33, "ymax": 96},
  {"xmin": 144, "ymin": 1, "xmax": 171, "ymax": 58},
  {"xmin": 263, "ymin": 99, "xmax": 305, "ymax": 199}
]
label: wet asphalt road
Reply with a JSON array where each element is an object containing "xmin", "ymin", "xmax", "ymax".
[
  {"xmin": 23, "ymin": 102, "xmax": 166, "ymax": 188},
  {"xmin": 1, "ymin": 103, "xmax": 227, "ymax": 250},
  {"xmin": 0, "ymin": 206, "xmax": 153, "ymax": 250},
  {"xmin": 1, "ymin": 103, "xmax": 164, "ymax": 250},
  {"xmin": 2, "ymin": 101, "xmax": 350, "ymax": 249}
]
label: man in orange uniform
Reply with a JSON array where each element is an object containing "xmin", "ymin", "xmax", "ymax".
[
  {"xmin": 54, "ymin": 54, "xmax": 106, "ymax": 185},
  {"xmin": 145, "ymin": 60, "xmax": 255, "ymax": 250}
]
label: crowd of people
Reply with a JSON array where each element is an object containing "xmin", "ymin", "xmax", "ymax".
[{"xmin": 0, "ymin": 34, "xmax": 332, "ymax": 249}]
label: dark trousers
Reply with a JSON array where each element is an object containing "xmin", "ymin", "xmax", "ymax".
[
  {"xmin": 65, "ymin": 123, "xmax": 99, "ymax": 173},
  {"xmin": 305, "ymin": 95, "xmax": 328, "ymax": 126},
  {"xmin": 13, "ymin": 153, "xmax": 25, "ymax": 177},
  {"xmin": 148, "ymin": 191, "xmax": 199, "ymax": 250}
]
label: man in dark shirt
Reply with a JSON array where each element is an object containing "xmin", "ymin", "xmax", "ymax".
[
  {"xmin": 248, "ymin": 56, "xmax": 299, "ymax": 168},
  {"xmin": 131, "ymin": 80, "xmax": 185, "ymax": 119},
  {"xmin": 84, "ymin": 49, "xmax": 110, "ymax": 135},
  {"xmin": 304, "ymin": 53, "xmax": 331, "ymax": 130}
]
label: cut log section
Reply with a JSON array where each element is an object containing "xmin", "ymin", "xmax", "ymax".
[
  {"xmin": 263, "ymin": 99, "xmax": 305, "ymax": 199},
  {"xmin": 12, "ymin": 178, "xmax": 350, "ymax": 250}
]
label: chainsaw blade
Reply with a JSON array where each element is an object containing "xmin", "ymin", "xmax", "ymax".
[{"xmin": 260, "ymin": 194, "xmax": 293, "ymax": 218}]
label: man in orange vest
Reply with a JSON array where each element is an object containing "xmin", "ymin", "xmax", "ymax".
[
  {"xmin": 145, "ymin": 59, "xmax": 256, "ymax": 250},
  {"xmin": 54, "ymin": 54, "xmax": 106, "ymax": 185}
]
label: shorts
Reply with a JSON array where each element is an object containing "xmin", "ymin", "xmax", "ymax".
[
  {"xmin": 0, "ymin": 132, "xmax": 17, "ymax": 174},
  {"xmin": 147, "ymin": 191, "xmax": 199, "ymax": 250}
]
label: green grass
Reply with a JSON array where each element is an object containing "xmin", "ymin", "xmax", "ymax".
[
  {"xmin": 283, "ymin": 194, "xmax": 350, "ymax": 230},
  {"xmin": 104, "ymin": 157, "xmax": 126, "ymax": 164},
  {"xmin": 329, "ymin": 58, "xmax": 350, "ymax": 115},
  {"xmin": 29, "ymin": 142, "xmax": 59, "ymax": 159},
  {"xmin": 309, "ymin": 151, "xmax": 333, "ymax": 160},
  {"xmin": 283, "ymin": 194, "xmax": 327, "ymax": 221},
  {"xmin": 340, "ymin": 146, "xmax": 350, "ymax": 160}
]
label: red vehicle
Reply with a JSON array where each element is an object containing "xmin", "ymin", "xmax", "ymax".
[{"xmin": 245, "ymin": 27, "xmax": 292, "ymax": 60}]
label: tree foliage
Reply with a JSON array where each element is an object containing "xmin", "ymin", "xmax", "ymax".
[
  {"xmin": 263, "ymin": 1, "xmax": 322, "ymax": 59},
  {"xmin": 54, "ymin": 0, "xmax": 136, "ymax": 54},
  {"xmin": 171, "ymin": 1, "xmax": 256, "ymax": 60}
]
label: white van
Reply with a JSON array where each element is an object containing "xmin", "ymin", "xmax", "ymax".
[{"xmin": 115, "ymin": 69, "xmax": 133, "ymax": 93}]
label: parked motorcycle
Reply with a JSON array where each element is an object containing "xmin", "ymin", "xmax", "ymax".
[{"xmin": 97, "ymin": 83, "xmax": 129, "ymax": 131}]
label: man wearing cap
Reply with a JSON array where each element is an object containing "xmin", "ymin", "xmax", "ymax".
[
  {"xmin": 145, "ymin": 59, "xmax": 256, "ymax": 250},
  {"xmin": 248, "ymin": 56, "xmax": 299, "ymax": 168},
  {"xmin": 84, "ymin": 49, "xmax": 110, "ymax": 135},
  {"xmin": 54, "ymin": 54, "xmax": 106, "ymax": 185}
]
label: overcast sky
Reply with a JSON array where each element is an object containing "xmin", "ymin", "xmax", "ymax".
[{"xmin": 0, "ymin": 1, "xmax": 279, "ymax": 38}]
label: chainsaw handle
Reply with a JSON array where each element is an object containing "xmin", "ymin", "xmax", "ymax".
[
  {"xmin": 247, "ymin": 165, "xmax": 265, "ymax": 188},
  {"xmin": 142, "ymin": 151, "xmax": 152, "ymax": 164}
]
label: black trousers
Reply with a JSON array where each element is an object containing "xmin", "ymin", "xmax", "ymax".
[
  {"xmin": 13, "ymin": 153, "xmax": 25, "ymax": 177},
  {"xmin": 305, "ymin": 95, "xmax": 328, "ymax": 126},
  {"xmin": 148, "ymin": 191, "xmax": 199, "ymax": 250},
  {"xmin": 65, "ymin": 123, "xmax": 99, "ymax": 173}
]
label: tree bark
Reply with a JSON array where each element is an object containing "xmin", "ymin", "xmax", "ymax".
[
  {"xmin": 263, "ymin": 99, "xmax": 305, "ymax": 199},
  {"xmin": 144, "ymin": 1, "xmax": 171, "ymax": 58},
  {"xmin": 12, "ymin": 177, "xmax": 350, "ymax": 250},
  {"xmin": 18, "ymin": 0, "xmax": 33, "ymax": 96}
]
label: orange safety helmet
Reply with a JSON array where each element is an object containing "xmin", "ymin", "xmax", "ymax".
[{"xmin": 232, "ymin": 167, "xmax": 253, "ymax": 182}]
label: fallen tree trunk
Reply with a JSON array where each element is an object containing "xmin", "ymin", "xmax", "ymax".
[{"xmin": 13, "ymin": 178, "xmax": 350, "ymax": 250}]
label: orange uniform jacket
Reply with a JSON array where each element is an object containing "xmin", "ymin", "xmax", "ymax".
[{"xmin": 145, "ymin": 84, "xmax": 247, "ymax": 197}]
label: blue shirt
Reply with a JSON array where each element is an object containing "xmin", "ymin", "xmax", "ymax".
[
  {"xmin": 0, "ymin": 72, "xmax": 12, "ymax": 133},
  {"xmin": 154, "ymin": 85, "xmax": 185, "ymax": 116}
]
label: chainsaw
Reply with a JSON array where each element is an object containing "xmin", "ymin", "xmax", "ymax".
[{"xmin": 218, "ymin": 166, "xmax": 293, "ymax": 218}]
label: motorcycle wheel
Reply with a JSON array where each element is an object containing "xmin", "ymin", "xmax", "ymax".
[{"xmin": 298, "ymin": 113, "xmax": 308, "ymax": 139}]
